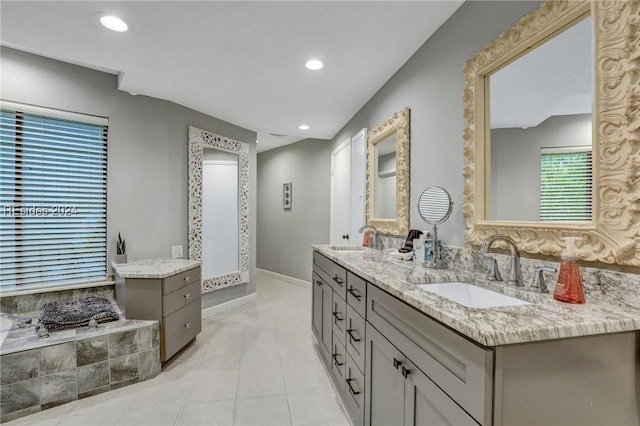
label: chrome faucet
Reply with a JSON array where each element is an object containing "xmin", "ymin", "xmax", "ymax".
[
  {"xmin": 0, "ymin": 312, "xmax": 33, "ymax": 328},
  {"xmin": 359, "ymin": 225, "xmax": 381, "ymax": 250},
  {"xmin": 0, "ymin": 312, "xmax": 49, "ymax": 338},
  {"xmin": 479, "ymin": 235, "xmax": 522, "ymax": 287},
  {"xmin": 529, "ymin": 267, "xmax": 557, "ymax": 293}
]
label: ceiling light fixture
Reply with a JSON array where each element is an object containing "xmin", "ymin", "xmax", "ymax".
[
  {"xmin": 298, "ymin": 124, "xmax": 310, "ymax": 130},
  {"xmin": 97, "ymin": 13, "xmax": 131, "ymax": 32},
  {"xmin": 305, "ymin": 59, "xmax": 324, "ymax": 71}
]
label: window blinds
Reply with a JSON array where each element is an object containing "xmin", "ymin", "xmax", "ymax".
[
  {"xmin": 0, "ymin": 104, "xmax": 108, "ymax": 288},
  {"xmin": 539, "ymin": 147, "xmax": 592, "ymax": 222}
]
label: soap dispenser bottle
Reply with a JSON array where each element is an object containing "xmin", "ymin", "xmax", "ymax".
[{"xmin": 553, "ymin": 237, "xmax": 585, "ymax": 304}]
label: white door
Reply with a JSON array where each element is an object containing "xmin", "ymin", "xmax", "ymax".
[
  {"xmin": 349, "ymin": 129, "xmax": 366, "ymax": 242},
  {"xmin": 330, "ymin": 129, "xmax": 367, "ymax": 246},
  {"xmin": 330, "ymin": 138, "xmax": 352, "ymax": 245}
]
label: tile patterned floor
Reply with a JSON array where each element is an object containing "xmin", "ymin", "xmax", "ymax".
[{"xmin": 6, "ymin": 273, "xmax": 350, "ymax": 426}]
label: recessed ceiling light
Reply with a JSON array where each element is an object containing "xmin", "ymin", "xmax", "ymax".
[
  {"xmin": 305, "ymin": 59, "xmax": 324, "ymax": 71},
  {"xmin": 97, "ymin": 14, "xmax": 131, "ymax": 32},
  {"xmin": 298, "ymin": 124, "xmax": 310, "ymax": 130}
]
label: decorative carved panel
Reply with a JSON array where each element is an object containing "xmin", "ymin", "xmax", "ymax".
[{"xmin": 188, "ymin": 126, "xmax": 250, "ymax": 293}]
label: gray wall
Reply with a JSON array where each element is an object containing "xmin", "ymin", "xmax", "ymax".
[
  {"xmin": 490, "ymin": 114, "xmax": 592, "ymax": 221},
  {"xmin": 257, "ymin": 138, "xmax": 332, "ymax": 281},
  {"xmin": 1, "ymin": 47, "xmax": 258, "ymax": 306},
  {"xmin": 329, "ymin": 0, "xmax": 544, "ymax": 247},
  {"xmin": 255, "ymin": 1, "xmax": 543, "ymax": 280}
]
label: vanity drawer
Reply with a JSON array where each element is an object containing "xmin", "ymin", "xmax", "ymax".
[
  {"xmin": 331, "ymin": 332, "xmax": 347, "ymax": 388},
  {"xmin": 163, "ymin": 280, "xmax": 201, "ymax": 317},
  {"xmin": 332, "ymin": 291, "xmax": 347, "ymax": 344},
  {"xmin": 330, "ymin": 264, "xmax": 348, "ymax": 299},
  {"xmin": 163, "ymin": 267, "xmax": 201, "ymax": 295},
  {"xmin": 313, "ymin": 252, "xmax": 334, "ymax": 278},
  {"xmin": 163, "ymin": 297, "xmax": 202, "ymax": 360},
  {"xmin": 345, "ymin": 351, "xmax": 365, "ymax": 426},
  {"xmin": 366, "ymin": 283, "xmax": 493, "ymax": 425},
  {"xmin": 346, "ymin": 305, "xmax": 366, "ymax": 373},
  {"xmin": 346, "ymin": 272, "xmax": 366, "ymax": 318}
]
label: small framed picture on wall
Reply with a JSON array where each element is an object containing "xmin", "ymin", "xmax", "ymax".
[{"xmin": 283, "ymin": 182, "xmax": 292, "ymax": 210}]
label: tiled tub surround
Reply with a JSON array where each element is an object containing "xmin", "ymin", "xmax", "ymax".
[
  {"xmin": 0, "ymin": 286, "xmax": 161, "ymax": 422},
  {"xmin": 313, "ymin": 245, "xmax": 640, "ymax": 346}
]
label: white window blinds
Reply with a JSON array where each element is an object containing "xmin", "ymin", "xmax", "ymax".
[
  {"xmin": 0, "ymin": 103, "xmax": 108, "ymax": 288},
  {"xmin": 539, "ymin": 147, "xmax": 592, "ymax": 222}
]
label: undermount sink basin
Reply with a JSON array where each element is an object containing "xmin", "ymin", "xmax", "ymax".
[
  {"xmin": 329, "ymin": 246, "xmax": 364, "ymax": 252},
  {"xmin": 417, "ymin": 282, "xmax": 531, "ymax": 309}
]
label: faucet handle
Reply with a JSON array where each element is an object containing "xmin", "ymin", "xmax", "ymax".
[
  {"xmin": 483, "ymin": 255, "xmax": 502, "ymax": 281},
  {"xmin": 529, "ymin": 267, "xmax": 557, "ymax": 293}
]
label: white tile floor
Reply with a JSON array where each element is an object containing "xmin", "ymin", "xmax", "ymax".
[{"xmin": 7, "ymin": 273, "xmax": 350, "ymax": 426}]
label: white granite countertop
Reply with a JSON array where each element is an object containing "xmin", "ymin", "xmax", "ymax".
[
  {"xmin": 313, "ymin": 245, "xmax": 640, "ymax": 346},
  {"xmin": 112, "ymin": 258, "xmax": 201, "ymax": 279}
]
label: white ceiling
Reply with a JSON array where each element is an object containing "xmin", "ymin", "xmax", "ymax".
[
  {"xmin": 0, "ymin": 1, "xmax": 464, "ymax": 152},
  {"xmin": 490, "ymin": 16, "xmax": 593, "ymax": 130}
]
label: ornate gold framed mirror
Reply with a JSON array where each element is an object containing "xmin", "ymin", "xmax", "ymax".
[
  {"xmin": 463, "ymin": 0, "xmax": 639, "ymax": 267},
  {"xmin": 366, "ymin": 107, "xmax": 410, "ymax": 237}
]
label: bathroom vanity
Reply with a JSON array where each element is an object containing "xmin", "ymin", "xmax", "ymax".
[
  {"xmin": 113, "ymin": 259, "xmax": 202, "ymax": 362},
  {"xmin": 312, "ymin": 246, "xmax": 640, "ymax": 426}
]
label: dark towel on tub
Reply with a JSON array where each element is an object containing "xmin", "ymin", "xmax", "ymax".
[{"xmin": 39, "ymin": 296, "xmax": 119, "ymax": 332}]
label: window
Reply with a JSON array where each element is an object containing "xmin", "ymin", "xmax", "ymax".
[
  {"xmin": 539, "ymin": 146, "xmax": 592, "ymax": 221},
  {"xmin": 0, "ymin": 102, "xmax": 108, "ymax": 289}
]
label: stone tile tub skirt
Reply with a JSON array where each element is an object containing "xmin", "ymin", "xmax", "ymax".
[{"xmin": 0, "ymin": 320, "xmax": 160, "ymax": 423}]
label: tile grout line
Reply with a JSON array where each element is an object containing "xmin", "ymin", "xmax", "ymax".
[{"xmin": 232, "ymin": 306, "xmax": 248, "ymax": 426}]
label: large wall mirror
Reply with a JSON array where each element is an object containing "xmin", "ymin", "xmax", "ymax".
[
  {"xmin": 463, "ymin": 0, "xmax": 640, "ymax": 267},
  {"xmin": 188, "ymin": 126, "xmax": 249, "ymax": 293},
  {"xmin": 366, "ymin": 107, "xmax": 410, "ymax": 236}
]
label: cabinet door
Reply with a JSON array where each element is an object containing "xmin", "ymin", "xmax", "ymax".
[
  {"xmin": 312, "ymin": 274, "xmax": 323, "ymax": 344},
  {"xmin": 365, "ymin": 324, "xmax": 406, "ymax": 426},
  {"xmin": 403, "ymin": 359, "xmax": 478, "ymax": 426},
  {"xmin": 321, "ymin": 283, "xmax": 333, "ymax": 356}
]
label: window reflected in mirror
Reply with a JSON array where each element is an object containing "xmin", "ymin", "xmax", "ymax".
[{"xmin": 488, "ymin": 15, "xmax": 594, "ymax": 222}]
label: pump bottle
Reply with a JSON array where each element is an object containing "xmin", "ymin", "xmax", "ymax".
[{"xmin": 553, "ymin": 237, "xmax": 585, "ymax": 304}]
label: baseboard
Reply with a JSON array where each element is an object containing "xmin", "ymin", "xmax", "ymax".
[
  {"xmin": 201, "ymin": 292, "xmax": 257, "ymax": 319},
  {"xmin": 257, "ymin": 268, "xmax": 311, "ymax": 289}
]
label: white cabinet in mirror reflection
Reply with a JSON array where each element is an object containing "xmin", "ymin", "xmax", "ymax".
[{"xmin": 202, "ymin": 151, "xmax": 239, "ymax": 279}]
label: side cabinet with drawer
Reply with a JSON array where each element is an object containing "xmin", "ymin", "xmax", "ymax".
[{"xmin": 115, "ymin": 266, "xmax": 202, "ymax": 362}]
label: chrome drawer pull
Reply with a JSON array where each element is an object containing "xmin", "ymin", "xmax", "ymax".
[
  {"xmin": 185, "ymin": 276, "xmax": 191, "ymax": 282},
  {"xmin": 185, "ymin": 293, "xmax": 191, "ymax": 299},
  {"xmin": 185, "ymin": 323, "xmax": 192, "ymax": 328},
  {"xmin": 346, "ymin": 378, "xmax": 360, "ymax": 395}
]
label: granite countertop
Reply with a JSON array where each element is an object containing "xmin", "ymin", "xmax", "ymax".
[
  {"xmin": 313, "ymin": 245, "xmax": 640, "ymax": 346},
  {"xmin": 111, "ymin": 258, "xmax": 201, "ymax": 279}
]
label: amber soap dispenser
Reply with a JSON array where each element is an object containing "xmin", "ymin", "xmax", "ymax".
[{"xmin": 553, "ymin": 237, "xmax": 585, "ymax": 304}]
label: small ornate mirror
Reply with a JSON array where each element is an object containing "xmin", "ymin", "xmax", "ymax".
[
  {"xmin": 366, "ymin": 107, "xmax": 410, "ymax": 237},
  {"xmin": 418, "ymin": 186, "xmax": 453, "ymax": 269}
]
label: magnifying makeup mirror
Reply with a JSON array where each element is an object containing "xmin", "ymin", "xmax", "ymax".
[{"xmin": 418, "ymin": 186, "xmax": 453, "ymax": 269}]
